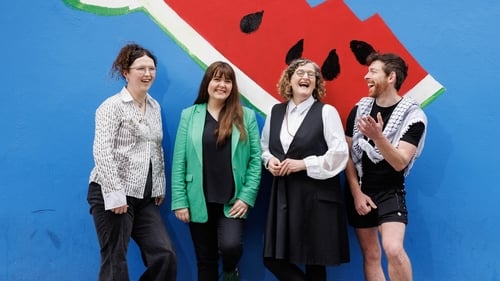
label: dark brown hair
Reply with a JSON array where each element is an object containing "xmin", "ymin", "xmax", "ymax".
[
  {"xmin": 110, "ymin": 43, "xmax": 157, "ymax": 80},
  {"xmin": 366, "ymin": 52, "xmax": 408, "ymax": 91},
  {"xmin": 194, "ymin": 61, "xmax": 246, "ymax": 144}
]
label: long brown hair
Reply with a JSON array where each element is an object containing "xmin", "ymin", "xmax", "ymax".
[{"xmin": 194, "ymin": 61, "xmax": 246, "ymax": 145}]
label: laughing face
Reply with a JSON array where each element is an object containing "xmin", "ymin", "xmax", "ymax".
[
  {"xmin": 364, "ymin": 60, "xmax": 391, "ymax": 98},
  {"xmin": 290, "ymin": 63, "xmax": 317, "ymax": 104},
  {"xmin": 124, "ymin": 55, "xmax": 156, "ymax": 95}
]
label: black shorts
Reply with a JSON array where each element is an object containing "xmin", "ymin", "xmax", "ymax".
[{"xmin": 345, "ymin": 187, "xmax": 408, "ymax": 228}]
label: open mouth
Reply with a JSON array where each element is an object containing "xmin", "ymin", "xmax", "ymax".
[{"xmin": 298, "ymin": 81, "xmax": 310, "ymax": 88}]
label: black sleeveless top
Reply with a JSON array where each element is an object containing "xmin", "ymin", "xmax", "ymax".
[
  {"xmin": 264, "ymin": 100, "xmax": 349, "ymax": 265},
  {"xmin": 268, "ymin": 100, "xmax": 339, "ymax": 191}
]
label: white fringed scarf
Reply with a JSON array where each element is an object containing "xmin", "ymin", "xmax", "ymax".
[{"xmin": 351, "ymin": 96, "xmax": 427, "ymax": 178}]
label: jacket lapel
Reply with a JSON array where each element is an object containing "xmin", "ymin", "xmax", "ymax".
[
  {"xmin": 191, "ymin": 104, "xmax": 206, "ymax": 163},
  {"xmin": 231, "ymin": 123, "xmax": 241, "ymax": 159}
]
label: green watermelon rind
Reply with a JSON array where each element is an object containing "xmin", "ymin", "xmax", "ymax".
[
  {"xmin": 62, "ymin": 0, "xmax": 278, "ymax": 117},
  {"xmin": 406, "ymin": 75, "xmax": 446, "ymax": 108},
  {"xmin": 62, "ymin": 0, "xmax": 441, "ymax": 114},
  {"xmin": 62, "ymin": 0, "xmax": 137, "ymax": 16}
]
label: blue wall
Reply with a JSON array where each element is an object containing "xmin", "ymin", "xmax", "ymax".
[{"xmin": 1, "ymin": 0, "xmax": 499, "ymax": 280}]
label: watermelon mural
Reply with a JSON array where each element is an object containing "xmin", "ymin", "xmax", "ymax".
[
  {"xmin": 5, "ymin": 1, "xmax": 500, "ymax": 280},
  {"xmin": 63, "ymin": 0, "xmax": 445, "ymax": 122}
]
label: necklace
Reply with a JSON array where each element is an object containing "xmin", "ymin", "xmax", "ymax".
[
  {"xmin": 285, "ymin": 106, "xmax": 295, "ymax": 137},
  {"xmin": 131, "ymin": 95, "xmax": 146, "ymax": 109}
]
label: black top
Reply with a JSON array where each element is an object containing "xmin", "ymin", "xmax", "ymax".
[
  {"xmin": 202, "ymin": 112, "xmax": 234, "ymax": 203},
  {"xmin": 346, "ymin": 101, "xmax": 425, "ymax": 190}
]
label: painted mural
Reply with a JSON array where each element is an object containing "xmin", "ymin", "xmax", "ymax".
[
  {"xmin": 63, "ymin": 0, "xmax": 444, "ymax": 120},
  {"xmin": 3, "ymin": 0, "xmax": 500, "ymax": 280}
]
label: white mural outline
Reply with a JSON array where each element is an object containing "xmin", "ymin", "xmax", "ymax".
[{"xmin": 65, "ymin": 0, "xmax": 444, "ymax": 114}]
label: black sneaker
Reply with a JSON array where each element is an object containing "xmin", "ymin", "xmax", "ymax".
[{"xmin": 222, "ymin": 268, "xmax": 239, "ymax": 281}]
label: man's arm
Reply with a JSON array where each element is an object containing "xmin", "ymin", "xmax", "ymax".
[
  {"xmin": 345, "ymin": 136, "xmax": 377, "ymax": 215},
  {"xmin": 358, "ymin": 112, "xmax": 417, "ymax": 171}
]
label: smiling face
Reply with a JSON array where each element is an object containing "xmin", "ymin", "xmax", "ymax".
[
  {"xmin": 290, "ymin": 62, "xmax": 317, "ymax": 104},
  {"xmin": 208, "ymin": 71, "xmax": 233, "ymax": 104},
  {"xmin": 364, "ymin": 60, "xmax": 391, "ymax": 98},
  {"xmin": 123, "ymin": 55, "xmax": 156, "ymax": 96}
]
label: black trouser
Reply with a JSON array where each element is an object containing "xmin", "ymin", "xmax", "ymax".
[
  {"xmin": 264, "ymin": 258, "xmax": 326, "ymax": 281},
  {"xmin": 189, "ymin": 203, "xmax": 244, "ymax": 281},
  {"xmin": 87, "ymin": 182, "xmax": 177, "ymax": 281}
]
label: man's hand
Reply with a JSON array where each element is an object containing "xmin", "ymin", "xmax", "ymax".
[
  {"xmin": 357, "ymin": 112, "xmax": 384, "ymax": 141},
  {"xmin": 354, "ymin": 192, "xmax": 377, "ymax": 216}
]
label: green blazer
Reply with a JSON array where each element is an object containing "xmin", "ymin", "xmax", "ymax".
[{"xmin": 171, "ymin": 103, "xmax": 262, "ymax": 223}]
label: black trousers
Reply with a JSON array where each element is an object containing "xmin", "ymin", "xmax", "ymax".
[
  {"xmin": 264, "ymin": 258, "xmax": 326, "ymax": 281},
  {"xmin": 189, "ymin": 203, "xmax": 244, "ymax": 281},
  {"xmin": 87, "ymin": 182, "xmax": 177, "ymax": 281}
]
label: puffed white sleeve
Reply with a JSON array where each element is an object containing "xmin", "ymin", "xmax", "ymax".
[
  {"xmin": 303, "ymin": 104, "xmax": 348, "ymax": 179},
  {"xmin": 260, "ymin": 113, "xmax": 273, "ymax": 169}
]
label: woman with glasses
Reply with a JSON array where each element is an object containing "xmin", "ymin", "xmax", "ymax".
[
  {"xmin": 87, "ymin": 43, "xmax": 177, "ymax": 281},
  {"xmin": 261, "ymin": 58, "xmax": 350, "ymax": 281},
  {"xmin": 171, "ymin": 61, "xmax": 261, "ymax": 281}
]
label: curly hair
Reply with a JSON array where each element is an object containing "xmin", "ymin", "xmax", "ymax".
[
  {"xmin": 110, "ymin": 43, "xmax": 157, "ymax": 80},
  {"xmin": 276, "ymin": 58, "xmax": 326, "ymax": 101}
]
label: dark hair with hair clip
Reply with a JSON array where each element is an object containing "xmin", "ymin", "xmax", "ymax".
[{"xmin": 111, "ymin": 43, "xmax": 157, "ymax": 80}]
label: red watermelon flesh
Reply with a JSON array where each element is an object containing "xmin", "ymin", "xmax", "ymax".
[{"xmin": 165, "ymin": 0, "xmax": 428, "ymax": 122}]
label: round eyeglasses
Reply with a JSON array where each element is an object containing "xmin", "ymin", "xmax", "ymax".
[
  {"xmin": 129, "ymin": 66, "xmax": 157, "ymax": 74},
  {"xmin": 295, "ymin": 69, "xmax": 317, "ymax": 78}
]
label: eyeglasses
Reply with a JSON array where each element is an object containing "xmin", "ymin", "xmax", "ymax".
[
  {"xmin": 129, "ymin": 66, "xmax": 157, "ymax": 74},
  {"xmin": 295, "ymin": 69, "xmax": 316, "ymax": 78}
]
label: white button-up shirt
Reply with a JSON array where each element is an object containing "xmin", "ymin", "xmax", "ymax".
[
  {"xmin": 261, "ymin": 96, "xmax": 348, "ymax": 179},
  {"xmin": 89, "ymin": 87, "xmax": 166, "ymax": 210}
]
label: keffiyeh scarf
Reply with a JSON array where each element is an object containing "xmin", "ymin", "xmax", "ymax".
[{"xmin": 351, "ymin": 96, "xmax": 427, "ymax": 178}]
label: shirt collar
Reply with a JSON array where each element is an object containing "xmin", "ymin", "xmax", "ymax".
[
  {"xmin": 287, "ymin": 95, "xmax": 315, "ymax": 115},
  {"xmin": 120, "ymin": 86, "xmax": 151, "ymax": 106}
]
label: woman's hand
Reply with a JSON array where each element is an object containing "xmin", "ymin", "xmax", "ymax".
[
  {"xmin": 111, "ymin": 205, "xmax": 128, "ymax": 214},
  {"xmin": 267, "ymin": 157, "xmax": 282, "ymax": 176},
  {"xmin": 229, "ymin": 199, "xmax": 249, "ymax": 218},
  {"xmin": 154, "ymin": 196, "xmax": 165, "ymax": 206},
  {"xmin": 175, "ymin": 208, "xmax": 190, "ymax": 223},
  {"xmin": 279, "ymin": 158, "xmax": 306, "ymax": 176}
]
